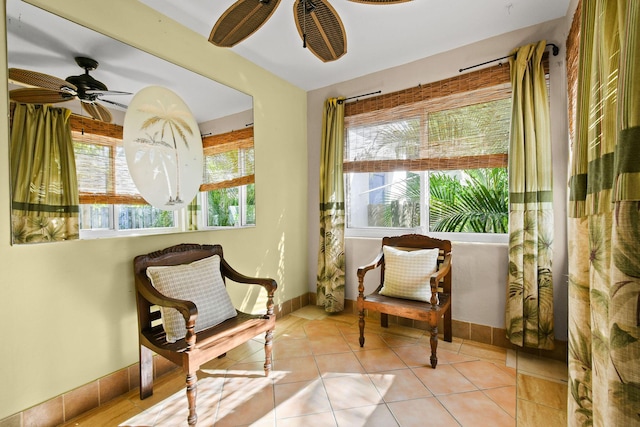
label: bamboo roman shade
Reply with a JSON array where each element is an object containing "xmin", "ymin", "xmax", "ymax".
[
  {"xmin": 201, "ymin": 126, "xmax": 255, "ymax": 192},
  {"xmin": 71, "ymin": 116, "xmax": 146, "ymax": 205},
  {"xmin": 344, "ymin": 58, "xmax": 549, "ymax": 174}
]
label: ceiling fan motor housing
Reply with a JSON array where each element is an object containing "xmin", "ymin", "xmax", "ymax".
[{"xmin": 65, "ymin": 56, "xmax": 108, "ymax": 99}]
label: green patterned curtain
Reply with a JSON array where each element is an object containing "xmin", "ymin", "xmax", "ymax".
[
  {"xmin": 317, "ymin": 97, "xmax": 346, "ymax": 313},
  {"xmin": 10, "ymin": 104, "xmax": 79, "ymax": 243},
  {"xmin": 567, "ymin": 1, "xmax": 640, "ymax": 425},
  {"xmin": 505, "ymin": 40, "xmax": 555, "ymax": 350},
  {"xmin": 187, "ymin": 196, "xmax": 199, "ymax": 230}
]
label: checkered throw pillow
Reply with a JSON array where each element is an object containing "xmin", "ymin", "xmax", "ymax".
[
  {"xmin": 379, "ymin": 245, "xmax": 440, "ymax": 302},
  {"xmin": 146, "ymin": 255, "xmax": 237, "ymax": 343}
]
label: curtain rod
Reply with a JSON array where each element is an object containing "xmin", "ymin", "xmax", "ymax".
[
  {"xmin": 458, "ymin": 43, "xmax": 560, "ymax": 73},
  {"xmin": 337, "ymin": 90, "xmax": 382, "ymax": 104}
]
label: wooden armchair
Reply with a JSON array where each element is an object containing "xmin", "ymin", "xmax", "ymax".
[
  {"xmin": 357, "ymin": 234, "xmax": 452, "ymax": 368},
  {"xmin": 133, "ymin": 243, "xmax": 277, "ymax": 426}
]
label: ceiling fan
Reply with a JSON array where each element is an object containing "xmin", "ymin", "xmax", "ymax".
[
  {"xmin": 209, "ymin": 0, "xmax": 410, "ymax": 63},
  {"xmin": 8, "ymin": 56, "xmax": 131, "ymax": 123}
]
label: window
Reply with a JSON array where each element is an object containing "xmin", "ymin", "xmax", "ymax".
[
  {"xmin": 344, "ymin": 70, "xmax": 514, "ymax": 240},
  {"xmin": 71, "ymin": 117, "xmax": 178, "ymax": 237},
  {"xmin": 71, "ymin": 116, "xmax": 255, "ymax": 237},
  {"xmin": 200, "ymin": 127, "xmax": 255, "ymax": 228}
]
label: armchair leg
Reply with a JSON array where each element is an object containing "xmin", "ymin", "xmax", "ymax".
[
  {"xmin": 358, "ymin": 310, "xmax": 365, "ymax": 347},
  {"xmin": 264, "ymin": 329, "xmax": 273, "ymax": 376},
  {"xmin": 444, "ymin": 309, "xmax": 452, "ymax": 342},
  {"xmin": 139, "ymin": 345, "xmax": 154, "ymax": 399},
  {"xmin": 186, "ymin": 372, "xmax": 197, "ymax": 426},
  {"xmin": 429, "ymin": 324, "xmax": 439, "ymax": 369}
]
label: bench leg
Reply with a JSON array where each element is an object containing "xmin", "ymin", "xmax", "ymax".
[
  {"xmin": 264, "ymin": 329, "xmax": 273, "ymax": 376},
  {"xmin": 429, "ymin": 323, "xmax": 438, "ymax": 369},
  {"xmin": 380, "ymin": 313, "xmax": 389, "ymax": 328},
  {"xmin": 139, "ymin": 345, "xmax": 153, "ymax": 399},
  {"xmin": 186, "ymin": 372, "xmax": 197, "ymax": 426}
]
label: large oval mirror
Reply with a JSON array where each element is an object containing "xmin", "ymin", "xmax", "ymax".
[{"xmin": 6, "ymin": 0, "xmax": 255, "ymax": 243}]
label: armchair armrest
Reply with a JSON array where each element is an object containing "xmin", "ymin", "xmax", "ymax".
[
  {"xmin": 356, "ymin": 251, "xmax": 384, "ymax": 297},
  {"xmin": 429, "ymin": 252, "xmax": 452, "ymax": 305}
]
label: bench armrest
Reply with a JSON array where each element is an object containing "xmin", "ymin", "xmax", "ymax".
[{"xmin": 220, "ymin": 257, "xmax": 278, "ymax": 315}]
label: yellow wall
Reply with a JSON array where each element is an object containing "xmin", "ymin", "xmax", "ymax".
[{"xmin": 0, "ymin": 0, "xmax": 308, "ymax": 419}]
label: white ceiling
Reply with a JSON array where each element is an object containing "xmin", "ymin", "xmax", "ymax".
[
  {"xmin": 140, "ymin": 0, "xmax": 571, "ymax": 91},
  {"xmin": 6, "ymin": 0, "xmax": 570, "ymax": 122}
]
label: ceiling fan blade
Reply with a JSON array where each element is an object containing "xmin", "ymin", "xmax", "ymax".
[
  {"xmin": 348, "ymin": 0, "xmax": 412, "ymax": 3},
  {"xmin": 209, "ymin": 0, "xmax": 281, "ymax": 47},
  {"xmin": 82, "ymin": 102, "xmax": 112, "ymax": 123},
  {"xmin": 85, "ymin": 90, "xmax": 133, "ymax": 98},
  {"xmin": 10, "ymin": 87, "xmax": 75, "ymax": 104},
  {"xmin": 99, "ymin": 98, "xmax": 128, "ymax": 110},
  {"xmin": 9, "ymin": 68, "xmax": 77, "ymax": 92},
  {"xmin": 294, "ymin": 0, "xmax": 347, "ymax": 62}
]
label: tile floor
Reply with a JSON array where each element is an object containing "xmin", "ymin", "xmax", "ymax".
[{"xmin": 60, "ymin": 306, "xmax": 568, "ymax": 426}]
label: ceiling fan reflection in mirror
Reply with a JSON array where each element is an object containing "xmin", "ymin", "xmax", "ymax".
[
  {"xmin": 9, "ymin": 56, "xmax": 131, "ymax": 123},
  {"xmin": 209, "ymin": 0, "xmax": 411, "ymax": 63}
]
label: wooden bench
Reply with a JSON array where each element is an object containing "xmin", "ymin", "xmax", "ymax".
[{"xmin": 133, "ymin": 243, "xmax": 277, "ymax": 426}]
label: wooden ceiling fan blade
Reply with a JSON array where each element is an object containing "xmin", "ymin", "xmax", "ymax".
[
  {"xmin": 294, "ymin": 0, "xmax": 347, "ymax": 62},
  {"xmin": 209, "ymin": 0, "xmax": 281, "ymax": 47},
  {"xmin": 82, "ymin": 102, "xmax": 112, "ymax": 123},
  {"xmin": 10, "ymin": 87, "xmax": 75, "ymax": 104},
  {"xmin": 9, "ymin": 68, "xmax": 77, "ymax": 92}
]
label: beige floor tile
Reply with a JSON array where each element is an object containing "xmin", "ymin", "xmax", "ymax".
[
  {"xmin": 388, "ymin": 397, "xmax": 459, "ymax": 427},
  {"xmin": 273, "ymin": 356, "xmax": 320, "ymax": 384},
  {"xmin": 304, "ymin": 320, "xmax": 342, "ymax": 338},
  {"xmin": 412, "ymin": 364, "xmax": 477, "ymax": 395},
  {"xmin": 453, "ymin": 360, "xmax": 516, "ymax": 389},
  {"xmin": 323, "ymin": 376, "xmax": 383, "ymax": 411},
  {"xmin": 333, "ymin": 404, "xmax": 399, "ymax": 427},
  {"xmin": 459, "ymin": 341, "xmax": 507, "ymax": 362},
  {"xmin": 344, "ymin": 332, "xmax": 389, "ymax": 351},
  {"xmin": 272, "ymin": 337, "xmax": 314, "ymax": 360},
  {"xmin": 315, "ymin": 352, "xmax": 365, "ymax": 377},
  {"xmin": 517, "ymin": 398, "xmax": 567, "ymax": 427},
  {"xmin": 291, "ymin": 305, "xmax": 329, "ymax": 320},
  {"xmin": 355, "ymin": 347, "xmax": 408, "ymax": 372},
  {"xmin": 517, "ymin": 352, "xmax": 568, "ymax": 382},
  {"xmin": 517, "ymin": 373, "xmax": 567, "ymax": 410},
  {"xmin": 392, "ymin": 344, "xmax": 434, "ymax": 368},
  {"xmin": 215, "ymin": 376, "xmax": 275, "ymax": 426},
  {"xmin": 438, "ymin": 390, "xmax": 515, "ymax": 427},
  {"xmin": 277, "ymin": 411, "xmax": 337, "ymax": 427},
  {"xmin": 274, "ymin": 379, "xmax": 332, "ymax": 419},
  {"xmin": 308, "ymin": 334, "xmax": 353, "ymax": 355},
  {"xmin": 380, "ymin": 333, "xmax": 419, "ymax": 348},
  {"xmin": 484, "ymin": 385, "xmax": 517, "ymax": 418},
  {"xmin": 432, "ymin": 348, "xmax": 479, "ymax": 365},
  {"xmin": 368, "ymin": 368, "xmax": 433, "ymax": 402}
]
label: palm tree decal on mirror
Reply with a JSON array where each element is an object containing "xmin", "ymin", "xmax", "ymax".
[
  {"xmin": 135, "ymin": 102, "xmax": 195, "ymax": 205},
  {"xmin": 123, "ymin": 86, "xmax": 203, "ymax": 211}
]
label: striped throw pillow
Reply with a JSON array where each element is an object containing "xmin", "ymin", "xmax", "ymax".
[
  {"xmin": 379, "ymin": 245, "xmax": 440, "ymax": 302},
  {"xmin": 146, "ymin": 255, "xmax": 237, "ymax": 343}
]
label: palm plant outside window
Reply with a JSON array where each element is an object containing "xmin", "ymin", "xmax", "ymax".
[{"xmin": 344, "ymin": 85, "xmax": 511, "ymax": 236}]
